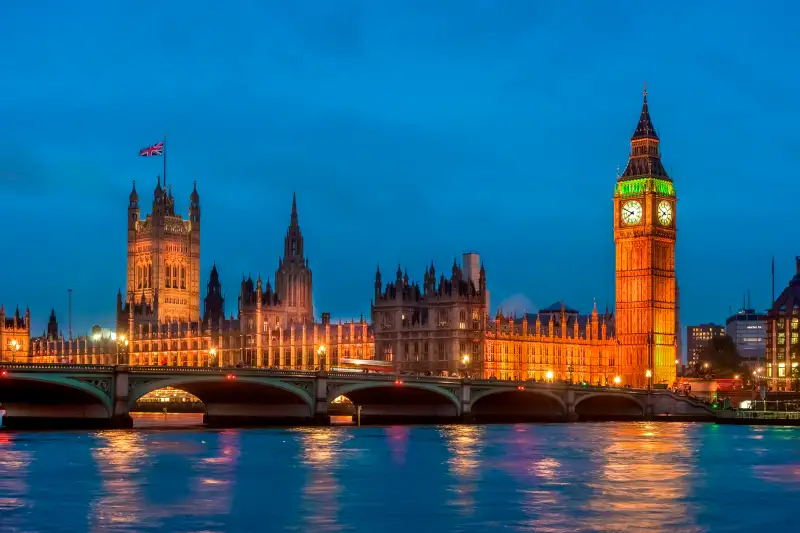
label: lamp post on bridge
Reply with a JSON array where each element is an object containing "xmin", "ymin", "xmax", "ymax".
[{"xmin": 646, "ymin": 369, "xmax": 652, "ymax": 391}]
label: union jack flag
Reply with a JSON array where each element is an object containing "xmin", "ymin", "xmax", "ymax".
[{"xmin": 139, "ymin": 141, "xmax": 164, "ymax": 157}]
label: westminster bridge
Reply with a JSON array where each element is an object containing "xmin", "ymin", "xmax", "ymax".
[{"xmin": 0, "ymin": 364, "xmax": 715, "ymax": 428}]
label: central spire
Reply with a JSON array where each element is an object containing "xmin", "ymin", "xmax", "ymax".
[
  {"xmin": 283, "ymin": 192, "xmax": 304, "ymax": 261},
  {"xmin": 632, "ymin": 88, "xmax": 659, "ymax": 141}
]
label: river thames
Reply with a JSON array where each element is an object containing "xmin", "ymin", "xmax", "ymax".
[{"xmin": 1, "ymin": 418, "xmax": 798, "ymax": 532}]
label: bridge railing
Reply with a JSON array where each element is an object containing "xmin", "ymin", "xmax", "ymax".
[
  {"xmin": 325, "ymin": 371, "xmax": 461, "ymax": 384},
  {"xmin": 127, "ymin": 366, "xmax": 318, "ymax": 377},
  {"xmin": 0, "ymin": 363, "xmax": 116, "ymax": 371}
]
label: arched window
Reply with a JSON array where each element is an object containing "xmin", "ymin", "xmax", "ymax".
[
  {"xmin": 165, "ymin": 263, "xmax": 172, "ymax": 288},
  {"xmin": 180, "ymin": 266, "xmax": 186, "ymax": 289}
]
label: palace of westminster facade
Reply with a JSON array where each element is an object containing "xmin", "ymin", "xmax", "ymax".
[{"xmin": 1, "ymin": 92, "xmax": 678, "ymax": 388}]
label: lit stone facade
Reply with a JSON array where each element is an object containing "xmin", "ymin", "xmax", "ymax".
[
  {"xmin": 0, "ymin": 306, "xmax": 30, "ymax": 362},
  {"xmin": 613, "ymin": 91, "xmax": 678, "ymax": 388},
  {"xmin": 118, "ymin": 188, "xmax": 372, "ymax": 369},
  {"xmin": 484, "ymin": 304, "xmax": 618, "ymax": 383},
  {"xmin": 30, "ymin": 318, "xmax": 119, "ymax": 365},
  {"xmin": 126, "ymin": 177, "xmax": 201, "ymax": 323},
  {"xmin": 371, "ymin": 255, "xmax": 489, "ymax": 376}
]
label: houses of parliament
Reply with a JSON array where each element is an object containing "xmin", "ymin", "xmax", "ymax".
[{"xmin": 2, "ymin": 91, "xmax": 677, "ymax": 389}]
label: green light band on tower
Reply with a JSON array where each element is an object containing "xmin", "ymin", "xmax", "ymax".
[{"xmin": 614, "ymin": 178, "xmax": 675, "ymax": 198}]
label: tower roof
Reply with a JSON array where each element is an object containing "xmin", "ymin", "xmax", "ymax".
[
  {"xmin": 619, "ymin": 89, "xmax": 670, "ymax": 181},
  {"xmin": 632, "ymin": 91, "xmax": 659, "ymax": 141}
]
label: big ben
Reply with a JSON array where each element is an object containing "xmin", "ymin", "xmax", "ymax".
[{"xmin": 614, "ymin": 90, "xmax": 677, "ymax": 389}]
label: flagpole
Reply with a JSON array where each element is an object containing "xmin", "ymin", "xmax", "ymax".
[{"xmin": 163, "ymin": 135, "xmax": 167, "ymax": 187}]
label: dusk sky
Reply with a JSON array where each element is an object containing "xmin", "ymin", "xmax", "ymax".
[{"xmin": 1, "ymin": 1, "xmax": 798, "ymax": 353}]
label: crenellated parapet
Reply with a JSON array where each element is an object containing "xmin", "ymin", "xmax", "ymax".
[{"xmin": 483, "ymin": 301, "xmax": 619, "ymax": 383}]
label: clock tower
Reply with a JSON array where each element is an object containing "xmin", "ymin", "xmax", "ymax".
[{"xmin": 614, "ymin": 90, "xmax": 677, "ymax": 389}]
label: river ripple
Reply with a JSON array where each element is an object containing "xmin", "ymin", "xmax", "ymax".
[{"xmin": 1, "ymin": 421, "xmax": 799, "ymax": 532}]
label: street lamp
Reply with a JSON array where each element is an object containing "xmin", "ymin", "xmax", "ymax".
[
  {"xmin": 613, "ymin": 375, "xmax": 621, "ymax": 386},
  {"xmin": 545, "ymin": 370, "xmax": 554, "ymax": 382},
  {"xmin": 317, "ymin": 344, "xmax": 327, "ymax": 371},
  {"xmin": 209, "ymin": 347, "xmax": 217, "ymax": 367},
  {"xmin": 460, "ymin": 354, "xmax": 471, "ymax": 378},
  {"xmin": 116, "ymin": 334, "xmax": 128, "ymax": 366},
  {"xmin": 646, "ymin": 369, "xmax": 652, "ymax": 391},
  {"xmin": 9, "ymin": 340, "xmax": 21, "ymax": 362}
]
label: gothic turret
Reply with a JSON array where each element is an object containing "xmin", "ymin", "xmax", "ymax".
[
  {"xmin": 203, "ymin": 264, "xmax": 225, "ymax": 324},
  {"xmin": 128, "ymin": 181, "xmax": 139, "ymax": 232},
  {"xmin": 46, "ymin": 309, "xmax": 59, "ymax": 340},
  {"xmin": 189, "ymin": 181, "xmax": 200, "ymax": 228}
]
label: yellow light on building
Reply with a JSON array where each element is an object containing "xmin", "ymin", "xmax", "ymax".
[{"xmin": 613, "ymin": 376, "xmax": 621, "ymax": 385}]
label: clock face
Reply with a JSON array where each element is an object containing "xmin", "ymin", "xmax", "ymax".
[
  {"xmin": 657, "ymin": 200, "xmax": 673, "ymax": 226},
  {"xmin": 621, "ymin": 200, "xmax": 643, "ymax": 225}
]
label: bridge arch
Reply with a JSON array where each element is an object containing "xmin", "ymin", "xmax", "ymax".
[
  {"xmin": 0, "ymin": 373, "xmax": 113, "ymax": 419},
  {"xmin": 128, "ymin": 375, "xmax": 314, "ymax": 413},
  {"xmin": 574, "ymin": 392, "xmax": 645, "ymax": 419},
  {"xmin": 331, "ymin": 381, "xmax": 461, "ymax": 420},
  {"xmin": 471, "ymin": 387, "xmax": 567, "ymax": 415}
]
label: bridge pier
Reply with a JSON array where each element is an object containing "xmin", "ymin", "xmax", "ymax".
[
  {"xmin": 313, "ymin": 371, "xmax": 330, "ymax": 426},
  {"xmin": 565, "ymin": 389, "xmax": 578, "ymax": 422},
  {"xmin": 111, "ymin": 366, "xmax": 133, "ymax": 428}
]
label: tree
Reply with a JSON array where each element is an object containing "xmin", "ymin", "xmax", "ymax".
[{"xmin": 696, "ymin": 335, "xmax": 748, "ymax": 378}]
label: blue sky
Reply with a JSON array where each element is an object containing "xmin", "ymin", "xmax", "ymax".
[{"xmin": 1, "ymin": 1, "xmax": 798, "ymax": 346}]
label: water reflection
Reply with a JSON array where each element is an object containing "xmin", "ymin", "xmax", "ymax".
[
  {"xmin": 582, "ymin": 423, "xmax": 700, "ymax": 533},
  {"xmin": 295, "ymin": 428, "xmax": 351, "ymax": 532},
  {"xmin": 89, "ymin": 432, "xmax": 148, "ymax": 531},
  {"xmin": 5, "ymin": 423, "xmax": 800, "ymax": 532},
  {"xmin": 89, "ymin": 430, "xmax": 238, "ymax": 531},
  {"xmin": 0, "ymin": 432, "xmax": 32, "ymax": 524},
  {"xmin": 440, "ymin": 425, "xmax": 484, "ymax": 515},
  {"xmin": 385, "ymin": 425, "xmax": 410, "ymax": 466}
]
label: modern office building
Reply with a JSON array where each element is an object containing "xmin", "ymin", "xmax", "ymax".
[
  {"xmin": 686, "ymin": 324, "xmax": 726, "ymax": 365},
  {"xmin": 725, "ymin": 308, "xmax": 767, "ymax": 365}
]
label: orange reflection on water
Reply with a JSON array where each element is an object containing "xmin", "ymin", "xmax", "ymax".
[
  {"xmin": 581, "ymin": 423, "xmax": 701, "ymax": 533},
  {"xmin": 89, "ymin": 432, "xmax": 147, "ymax": 530},
  {"xmin": 89, "ymin": 429, "xmax": 238, "ymax": 532},
  {"xmin": 295, "ymin": 427, "xmax": 350, "ymax": 533},
  {"xmin": 440, "ymin": 425, "xmax": 484, "ymax": 515}
]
